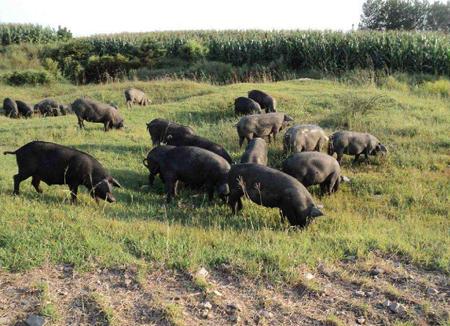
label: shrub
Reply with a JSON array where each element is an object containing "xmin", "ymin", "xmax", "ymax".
[
  {"xmin": 4, "ymin": 70, "xmax": 53, "ymax": 86},
  {"xmin": 178, "ymin": 39, "xmax": 208, "ymax": 62}
]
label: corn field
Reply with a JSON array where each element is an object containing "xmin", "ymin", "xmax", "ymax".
[
  {"xmin": 0, "ymin": 23, "xmax": 71, "ymax": 45},
  {"xmin": 64, "ymin": 30, "xmax": 450, "ymax": 76},
  {"xmin": 2, "ymin": 25, "xmax": 449, "ymax": 83}
]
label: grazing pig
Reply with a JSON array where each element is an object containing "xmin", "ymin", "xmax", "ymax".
[
  {"xmin": 72, "ymin": 98, "xmax": 124, "ymax": 131},
  {"xmin": 240, "ymin": 138, "xmax": 268, "ymax": 165},
  {"xmin": 3, "ymin": 98, "xmax": 19, "ymax": 118},
  {"xmin": 155, "ymin": 146, "xmax": 230, "ymax": 203},
  {"xmin": 282, "ymin": 152, "xmax": 341, "ymax": 195},
  {"xmin": 227, "ymin": 164, "xmax": 323, "ymax": 227},
  {"xmin": 125, "ymin": 88, "xmax": 151, "ymax": 108},
  {"xmin": 143, "ymin": 145, "xmax": 176, "ymax": 186},
  {"xmin": 328, "ymin": 131, "xmax": 387, "ymax": 164},
  {"xmin": 234, "ymin": 97, "xmax": 262, "ymax": 115},
  {"xmin": 248, "ymin": 90, "xmax": 277, "ymax": 113},
  {"xmin": 34, "ymin": 98, "xmax": 60, "ymax": 116},
  {"xmin": 166, "ymin": 133, "xmax": 233, "ymax": 164},
  {"xmin": 146, "ymin": 118, "xmax": 195, "ymax": 145},
  {"xmin": 236, "ymin": 112, "xmax": 293, "ymax": 147},
  {"xmin": 283, "ymin": 124, "xmax": 328, "ymax": 153},
  {"xmin": 59, "ymin": 104, "xmax": 72, "ymax": 115},
  {"xmin": 16, "ymin": 100, "xmax": 33, "ymax": 118},
  {"xmin": 4, "ymin": 141, "xmax": 121, "ymax": 203}
]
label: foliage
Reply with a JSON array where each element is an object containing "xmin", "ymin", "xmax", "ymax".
[
  {"xmin": 0, "ymin": 23, "xmax": 71, "ymax": 45},
  {"xmin": 360, "ymin": 0, "xmax": 450, "ymax": 32},
  {"xmin": 41, "ymin": 31, "xmax": 450, "ymax": 83},
  {"xmin": 3, "ymin": 69, "xmax": 53, "ymax": 86}
]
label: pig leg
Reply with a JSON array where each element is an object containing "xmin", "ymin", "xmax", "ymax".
[
  {"xmin": 228, "ymin": 192, "xmax": 243, "ymax": 214},
  {"xmin": 272, "ymin": 127, "xmax": 279, "ymax": 141},
  {"xmin": 353, "ymin": 154, "xmax": 360, "ymax": 164},
  {"xmin": 77, "ymin": 117, "xmax": 84, "ymax": 129},
  {"xmin": 104, "ymin": 122, "xmax": 110, "ymax": 132},
  {"xmin": 69, "ymin": 185, "xmax": 78, "ymax": 203},
  {"xmin": 363, "ymin": 148, "xmax": 370, "ymax": 162},
  {"xmin": 31, "ymin": 176, "xmax": 43, "ymax": 193},
  {"xmin": 336, "ymin": 151, "xmax": 344, "ymax": 164},
  {"xmin": 13, "ymin": 173, "xmax": 30, "ymax": 195},
  {"xmin": 148, "ymin": 174, "xmax": 155, "ymax": 186},
  {"xmin": 164, "ymin": 174, "xmax": 178, "ymax": 203},
  {"xmin": 239, "ymin": 136, "xmax": 245, "ymax": 148},
  {"xmin": 207, "ymin": 183, "xmax": 214, "ymax": 201}
]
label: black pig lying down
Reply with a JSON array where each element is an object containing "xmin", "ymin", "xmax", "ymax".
[
  {"xmin": 282, "ymin": 152, "xmax": 341, "ymax": 195},
  {"xmin": 228, "ymin": 164, "xmax": 323, "ymax": 227},
  {"xmin": 4, "ymin": 141, "xmax": 121, "ymax": 203},
  {"xmin": 151, "ymin": 146, "xmax": 231, "ymax": 203}
]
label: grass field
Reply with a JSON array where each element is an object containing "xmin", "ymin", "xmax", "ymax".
[{"xmin": 0, "ymin": 78, "xmax": 449, "ymax": 324}]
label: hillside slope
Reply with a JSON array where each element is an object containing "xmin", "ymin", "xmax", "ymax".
[{"xmin": 0, "ymin": 79, "xmax": 448, "ymax": 325}]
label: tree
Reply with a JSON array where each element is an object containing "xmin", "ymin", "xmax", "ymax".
[
  {"xmin": 425, "ymin": 1, "xmax": 450, "ymax": 32},
  {"xmin": 359, "ymin": 0, "xmax": 449, "ymax": 31}
]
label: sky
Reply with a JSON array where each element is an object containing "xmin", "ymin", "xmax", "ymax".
[{"xmin": 0, "ymin": 0, "xmax": 366, "ymax": 36}]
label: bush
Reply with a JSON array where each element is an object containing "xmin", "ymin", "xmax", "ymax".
[
  {"xmin": 84, "ymin": 54, "xmax": 137, "ymax": 83},
  {"xmin": 4, "ymin": 70, "xmax": 53, "ymax": 86},
  {"xmin": 178, "ymin": 39, "xmax": 208, "ymax": 62}
]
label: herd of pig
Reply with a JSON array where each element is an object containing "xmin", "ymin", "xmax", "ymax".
[{"xmin": 2, "ymin": 88, "xmax": 388, "ymax": 228}]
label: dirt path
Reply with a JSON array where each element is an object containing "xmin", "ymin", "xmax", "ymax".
[{"xmin": 1, "ymin": 255, "xmax": 448, "ymax": 325}]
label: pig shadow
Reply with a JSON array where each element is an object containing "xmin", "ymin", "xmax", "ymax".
[{"xmin": 72, "ymin": 143, "xmax": 149, "ymax": 156}]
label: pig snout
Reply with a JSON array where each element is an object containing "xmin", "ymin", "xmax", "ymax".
[
  {"xmin": 106, "ymin": 193, "xmax": 116, "ymax": 203},
  {"xmin": 217, "ymin": 183, "xmax": 230, "ymax": 197}
]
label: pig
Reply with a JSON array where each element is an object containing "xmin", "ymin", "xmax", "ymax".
[
  {"xmin": 283, "ymin": 124, "xmax": 329, "ymax": 153},
  {"xmin": 236, "ymin": 112, "xmax": 293, "ymax": 147},
  {"xmin": 155, "ymin": 146, "xmax": 230, "ymax": 203},
  {"xmin": 59, "ymin": 104, "xmax": 72, "ymax": 115},
  {"xmin": 125, "ymin": 88, "xmax": 151, "ymax": 108},
  {"xmin": 146, "ymin": 118, "xmax": 195, "ymax": 146},
  {"xmin": 234, "ymin": 97, "xmax": 262, "ymax": 115},
  {"xmin": 328, "ymin": 131, "xmax": 387, "ymax": 164},
  {"xmin": 71, "ymin": 98, "xmax": 124, "ymax": 131},
  {"xmin": 165, "ymin": 133, "xmax": 233, "ymax": 164},
  {"xmin": 34, "ymin": 98, "xmax": 60, "ymax": 116},
  {"xmin": 248, "ymin": 90, "xmax": 276, "ymax": 113},
  {"xmin": 240, "ymin": 138, "xmax": 268, "ymax": 165},
  {"xmin": 142, "ymin": 145, "xmax": 176, "ymax": 186},
  {"xmin": 282, "ymin": 152, "xmax": 341, "ymax": 195},
  {"xmin": 3, "ymin": 98, "xmax": 19, "ymax": 118},
  {"xmin": 16, "ymin": 100, "xmax": 33, "ymax": 118},
  {"xmin": 3, "ymin": 141, "xmax": 121, "ymax": 203},
  {"xmin": 227, "ymin": 164, "xmax": 323, "ymax": 227}
]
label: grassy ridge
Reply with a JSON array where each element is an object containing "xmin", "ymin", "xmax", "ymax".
[{"xmin": 0, "ymin": 79, "xmax": 448, "ymax": 282}]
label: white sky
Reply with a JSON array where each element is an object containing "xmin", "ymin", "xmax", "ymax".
[{"xmin": 0, "ymin": 0, "xmax": 366, "ymax": 36}]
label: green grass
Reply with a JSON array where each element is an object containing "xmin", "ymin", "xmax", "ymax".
[{"xmin": 0, "ymin": 79, "xmax": 448, "ymax": 284}]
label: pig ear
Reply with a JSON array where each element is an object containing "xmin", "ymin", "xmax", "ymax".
[{"xmin": 108, "ymin": 177, "xmax": 122, "ymax": 188}]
